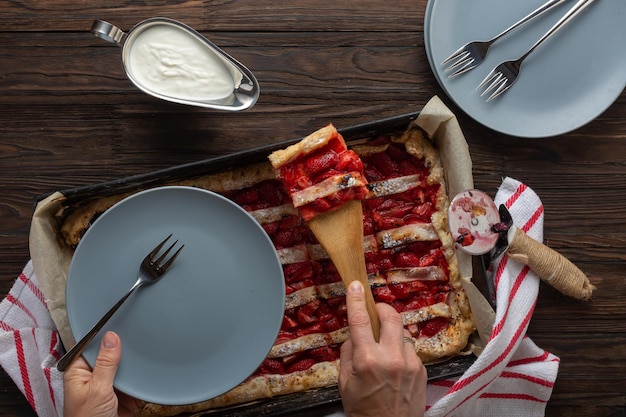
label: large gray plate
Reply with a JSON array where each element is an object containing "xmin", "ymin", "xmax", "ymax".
[
  {"xmin": 66, "ymin": 186, "xmax": 285, "ymax": 405},
  {"xmin": 425, "ymin": 0, "xmax": 626, "ymax": 138}
]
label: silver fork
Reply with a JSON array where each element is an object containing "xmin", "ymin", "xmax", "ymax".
[
  {"xmin": 477, "ymin": 0, "xmax": 596, "ymax": 101},
  {"xmin": 441, "ymin": 0, "xmax": 569, "ymax": 78},
  {"xmin": 57, "ymin": 234, "xmax": 184, "ymax": 372}
]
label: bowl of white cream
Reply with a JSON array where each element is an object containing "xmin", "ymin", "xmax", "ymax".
[{"xmin": 91, "ymin": 18, "xmax": 260, "ymax": 111}]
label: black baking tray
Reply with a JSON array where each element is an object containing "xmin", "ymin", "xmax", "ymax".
[
  {"xmin": 183, "ymin": 355, "xmax": 476, "ymax": 417},
  {"xmin": 37, "ymin": 111, "xmax": 421, "ymax": 206},
  {"xmin": 178, "ymin": 355, "xmax": 476, "ymax": 417},
  {"xmin": 38, "ymin": 110, "xmax": 477, "ymax": 416}
]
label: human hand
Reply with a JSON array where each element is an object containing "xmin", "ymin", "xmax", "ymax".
[
  {"xmin": 339, "ymin": 280, "xmax": 427, "ymax": 417},
  {"xmin": 63, "ymin": 331, "xmax": 140, "ymax": 417}
]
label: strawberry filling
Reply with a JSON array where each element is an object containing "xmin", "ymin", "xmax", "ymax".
[
  {"xmin": 226, "ymin": 135, "xmax": 456, "ymax": 377},
  {"xmin": 254, "ymin": 344, "xmax": 342, "ymax": 376},
  {"xmin": 277, "ymin": 133, "xmax": 369, "ymax": 220},
  {"xmin": 281, "ymin": 298, "xmax": 349, "ymax": 338}
]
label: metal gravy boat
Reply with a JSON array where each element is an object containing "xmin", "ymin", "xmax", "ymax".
[{"xmin": 91, "ymin": 18, "xmax": 260, "ymax": 111}]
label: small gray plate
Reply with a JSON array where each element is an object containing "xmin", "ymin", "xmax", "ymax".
[
  {"xmin": 66, "ymin": 186, "xmax": 285, "ymax": 405},
  {"xmin": 425, "ymin": 0, "xmax": 626, "ymax": 138}
]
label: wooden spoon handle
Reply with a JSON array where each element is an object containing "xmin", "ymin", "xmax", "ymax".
[
  {"xmin": 331, "ymin": 242, "xmax": 381, "ymax": 342},
  {"xmin": 506, "ymin": 227, "xmax": 595, "ymax": 300},
  {"xmin": 307, "ymin": 200, "xmax": 381, "ymax": 341}
]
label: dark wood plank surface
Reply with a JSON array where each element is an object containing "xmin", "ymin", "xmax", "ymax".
[{"xmin": 1, "ymin": 1, "xmax": 625, "ymax": 416}]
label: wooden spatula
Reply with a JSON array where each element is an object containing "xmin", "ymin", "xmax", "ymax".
[
  {"xmin": 268, "ymin": 124, "xmax": 380, "ymax": 341},
  {"xmin": 307, "ymin": 199, "xmax": 381, "ymax": 341}
]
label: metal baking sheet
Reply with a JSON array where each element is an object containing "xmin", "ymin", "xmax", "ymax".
[
  {"xmin": 179, "ymin": 356, "xmax": 476, "ymax": 417},
  {"xmin": 36, "ymin": 112, "xmax": 420, "ymax": 207},
  {"xmin": 37, "ymin": 110, "xmax": 477, "ymax": 416}
]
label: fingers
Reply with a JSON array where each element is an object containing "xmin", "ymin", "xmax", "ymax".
[
  {"xmin": 401, "ymin": 329, "xmax": 426, "ymax": 385},
  {"xmin": 376, "ymin": 302, "xmax": 405, "ymax": 349},
  {"xmin": 402, "ymin": 332, "xmax": 417, "ymax": 358},
  {"xmin": 345, "ymin": 280, "xmax": 422, "ymax": 368},
  {"xmin": 340, "ymin": 336, "xmax": 354, "ymax": 365},
  {"xmin": 347, "ymin": 280, "xmax": 414, "ymax": 350},
  {"xmin": 345, "ymin": 281, "xmax": 375, "ymax": 347},
  {"xmin": 65, "ymin": 354, "xmax": 91, "ymax": 375},
  {"xmin": 340, "ymin": 282, "xmax": 428, "ymax": 417},
  {"xmin": 91, "ymin": 331, "xmax": 122, "ymax": 389},
  {"xmin": 62, "ymin": 355, "xmax": 92, "ymax": 390}
]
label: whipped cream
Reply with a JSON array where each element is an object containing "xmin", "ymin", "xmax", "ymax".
[{"xmin": 126, "ymin": 25, "xmax": 235, "ymax": 101}]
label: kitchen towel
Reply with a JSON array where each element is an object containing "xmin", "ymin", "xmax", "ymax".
[
  {"xmin": 422, "ymin": 177, "xmax": 560, "ymax": 416},
  {"xmin": 0, "ymin": 177, "xmax": 558, "ymax": 417},
  {"xmin": 328, "ymin": 177, "xmax": 560, "ymax": 417},
  {"xmin": 0, "ymin": 260, "xmax": 63, "ymax": 417}
]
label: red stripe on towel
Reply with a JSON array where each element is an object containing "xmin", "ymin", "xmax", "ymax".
[
  {"xmin": 501, "ymin": 371, "xmax": 554, "ymax": 388},
  {"xmin": 19, "ymin": 272, "xmax": 48, "ymax": 308},
  {"xmin": 505, "ymin": 183, "xmax": 527, "ymax": 208},
  {"xmin": 6, "ymin": 294, "xmax": 38, "ymax": 327},
  {"xmin": 447, "ymin": 305, "xmax": 535, "ymax": 395},
  {"xmin": 1, "ymin": 321, "xmax": 16, "ymax": 331},
  {"xmin": 523, "ymin": 206, "xmax": 543, "ymax": 233},
  {"xmin": 14, "ymin": 331, "xmax": 36, "ymax": 412},
  {"xmin": 479, "ymin": 392, "xmax": 546, "ymax": 403}
]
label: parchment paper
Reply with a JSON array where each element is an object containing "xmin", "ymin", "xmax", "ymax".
[
  {"xmin": 413, "ymin": 96, "xmax": 495, "ymax": 345},
  {"xmin": 29, "ymin": 94, "xmax": 495, "ymax": 362},
  {"xmin": 30, "ymin": 191, "xmax": 76, "ymax": 346}
]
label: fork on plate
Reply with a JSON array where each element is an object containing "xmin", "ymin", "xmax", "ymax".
[
  {"xmin": 477, "ymin": 0, "xmax": 596, "ymax": 101},
  {"xmin": 57, "ymin": 234, "xmax": 184, "ymax": 372},
  {"xmin": 441, "ymin": 0, "xmax": 568, "ymax": 78}
]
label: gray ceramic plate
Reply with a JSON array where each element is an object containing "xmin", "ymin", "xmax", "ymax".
[
  {"xmin": 66, "ymin": 186, "xmax": 285, "ymax": 405},
  {"xmin": 425, "ymin": 0, "xmax": 626, "ymax": 138}
]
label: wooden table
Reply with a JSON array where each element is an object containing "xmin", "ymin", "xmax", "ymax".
[{"xmin": 1, "ymin": 1, "xmax": 625, "ymax": 416}]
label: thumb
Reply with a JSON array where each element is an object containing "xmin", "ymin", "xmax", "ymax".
[
  {"xmin": 91, "ymin": 331, "xmax": 122, "ymax": 387},
  {"xmin": 345, "ymin": 280, "xmax": 374, "ymax": 346}
]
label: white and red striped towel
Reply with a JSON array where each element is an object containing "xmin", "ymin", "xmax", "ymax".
[
  {"xmin": 0, "ymin": 261, "xmax": 64, "ymax": 417},
  {"xmin": 0, "ymin": 177, "xmax": 558, "ymax": 417},
  {"xmin": 422, "ymin": 177, "xmax": 560, "ymax": 416}
]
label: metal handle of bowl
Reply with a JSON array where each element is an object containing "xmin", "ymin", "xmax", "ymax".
[{"xmin": 91, "ymin": 20, "xmax": 126, "ymax": 46}]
